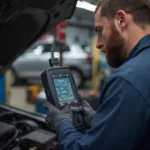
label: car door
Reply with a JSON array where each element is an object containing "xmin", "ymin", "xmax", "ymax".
[
  {"xmin": 13, "ymin": 43, "xmax": 51, "ymax": 78},
  {"xmin": 24, "ymin": 43, "xmax": 54, "ymax": 78},
  {"xmin": 35, "ymin": 43, "xmax": 60, "ymax": 74}
]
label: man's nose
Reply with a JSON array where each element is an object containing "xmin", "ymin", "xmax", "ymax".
[{"xmin": 96, "ymin": 41, "xmax": 103, "ymax": 49}]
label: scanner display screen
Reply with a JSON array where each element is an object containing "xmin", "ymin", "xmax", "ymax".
[{"xmin": 53, "ymin": 78, "xmax": 75, "ymax": 103}]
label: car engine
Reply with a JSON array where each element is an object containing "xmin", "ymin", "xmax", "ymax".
[{"xmin": 0, "ymin": 103, "xmax": 58, "ymax": 150}]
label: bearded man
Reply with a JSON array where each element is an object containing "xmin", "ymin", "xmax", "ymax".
[{"xmin": 44, "ymin": 0, "xmax": 150, "ymax": 149}]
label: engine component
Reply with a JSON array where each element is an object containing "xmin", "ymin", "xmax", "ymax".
[
  {"xmin": 0, "ymin": 121, "xmax": 18, "ymax": 150},
  {"xmin": 0, "ymin": 111, "xmax": 14, "ymax": 120},
  {"xmin": 0, "ymin": 104, "xmax": 59, "ymax": 149},
  {"xmin": 19, "ymin": 129, "xmax": 56, "ymax": 150},
  {"xmin": 0, "ymin": 103, "xmax": 46, "ymax": 124},
  {"xmin": 12, "ymin": 147, "xmax": 21, "ymax": 150},
  {"xmin": 12, "ymin": 120, "xmax": 39, "ymax": 134},
  {"xmin": 16, "ymin": 120, "xmax": 39, "ymax": 129},
  {"xmin": 0, "ymin": 121, "xmax": 16, "ymax": 138}
]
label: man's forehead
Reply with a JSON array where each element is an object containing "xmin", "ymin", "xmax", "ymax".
[
  {"xmin": 94, "ymin": 8, "xmax": 110, "ymax": 31},
  {"xmin": 94, "ymin": 6, "xmax": 101, "ymax": 21},
  {"xmin": 95, "ymin": 5, "xmax": 102, "ymax": 17},
  {"xmin": 94, "ymin": 6, "xmax": 104, "ymax": 24}
]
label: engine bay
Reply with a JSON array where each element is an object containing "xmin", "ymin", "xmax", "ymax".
[{"xmin": 0, "ymin": 103, "xmax": 58, "ymax": 150}]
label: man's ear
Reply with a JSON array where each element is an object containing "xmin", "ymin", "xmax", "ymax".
[{"xmin": 114, "ymin": 10, "xmax": 128, "ymax": 31}]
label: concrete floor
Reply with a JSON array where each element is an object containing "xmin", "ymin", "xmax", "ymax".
[{"xmin": 10, "ymin": 86, "xmax": 35, "ymax": 112}]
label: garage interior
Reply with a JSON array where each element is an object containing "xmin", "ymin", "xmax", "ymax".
[
  {"xmin": 1, "ymin": 0, "xmax": 150, "ymax": 149},
  {"xmin": 0, "ymin": 0, "xmax": 114, "ymax": 138},
  {"xmin": 0, "ymin": 0, "xmax": 114, "ymax": 114}
]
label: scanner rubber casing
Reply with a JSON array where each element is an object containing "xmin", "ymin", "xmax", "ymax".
[{"xmin": 41, "ymin": 66, "xmax": 79, "ymax": 109}]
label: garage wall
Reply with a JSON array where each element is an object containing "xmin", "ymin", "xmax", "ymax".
[
  {"xmin": 65, "ymin": 8, "xmax": 95, "ymax": 46},
  {"xmin": 66, "ymin": 26, "xmax": 93, "ymax": 45},
  {"xmin": 47, "ymin": 8, "xmax": 95, "ymax": 47}
]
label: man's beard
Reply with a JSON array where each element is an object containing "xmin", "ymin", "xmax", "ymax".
[{"xmin": 105, "ymin": 23, "xmax": 126, "ymax": 68}]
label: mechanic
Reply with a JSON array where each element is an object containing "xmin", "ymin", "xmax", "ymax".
[{"xmin": 43, "ymin": 0, "xmax": 150, "ymax": 149}]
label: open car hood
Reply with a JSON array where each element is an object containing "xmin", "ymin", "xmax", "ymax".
[{"xmin": 0, "ymin": 0, "xmax": 77, "ymax": 76}]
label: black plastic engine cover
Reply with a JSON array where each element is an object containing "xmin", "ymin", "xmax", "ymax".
[
  {"xmin": 19, "ymin": 129, "xmax": 57, "ymax": 150},
  {"xmin": 0, "ymin": 121, "xmax": 16, "ymax": 138}
]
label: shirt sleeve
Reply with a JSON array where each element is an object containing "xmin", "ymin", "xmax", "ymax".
[{"xmin": 56, "ymin": 77, "xmax": 149, "ymax": 150}]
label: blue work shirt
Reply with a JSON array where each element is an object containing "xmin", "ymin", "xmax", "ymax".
[{"xmin": 56, "ymin": 34, "xmax": 150, "ymax": 150}]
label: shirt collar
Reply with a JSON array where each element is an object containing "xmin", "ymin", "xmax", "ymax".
[{"xmin": 126, "ymin": 34, "xmax": 150, "ymax": 61}]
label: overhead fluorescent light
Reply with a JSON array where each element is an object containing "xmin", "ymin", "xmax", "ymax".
[{"xmin": 76, "ymin": 1, "xmax": 96, "ymax": 12}]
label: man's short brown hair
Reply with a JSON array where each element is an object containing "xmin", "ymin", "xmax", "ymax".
[{"xmin": 97, "ymin": 0, "xmax": 150, "ymax": 27}]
